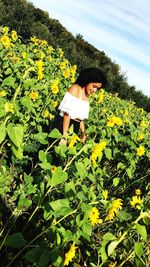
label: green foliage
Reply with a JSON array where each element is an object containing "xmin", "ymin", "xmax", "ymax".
[
  {"xmin": 0, "ymin": 0, "xmax": 150, "ymax": 111},
  {"xmin": 0, "ymin": 27, "xmax": 150, "ymax": 267}
]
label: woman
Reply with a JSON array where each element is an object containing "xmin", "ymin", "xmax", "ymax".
[{"xmin": 50, "ymin": 67, "xmax": 107, "ymax": 145}]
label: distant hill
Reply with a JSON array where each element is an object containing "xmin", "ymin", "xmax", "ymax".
[{"xmin": 0, "ymin": 0, "xmax": 150, "ymax": 111}]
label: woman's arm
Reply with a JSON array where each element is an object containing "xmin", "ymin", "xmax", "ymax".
[
  {"xmin": 63, "ymin": 112, "xmax": 71, "ymax": 135},
  {"xmin": 59, "ymin": 113, "xmax": 70, "ymax": 145},
  {"xmin": 80, "ymin": 120, "xmax": 87, "ymax": 142}
]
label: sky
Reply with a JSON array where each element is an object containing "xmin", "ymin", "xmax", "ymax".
[{"xmin": 30, "ymin": 0, "xmax": 150, "ymax": 97}]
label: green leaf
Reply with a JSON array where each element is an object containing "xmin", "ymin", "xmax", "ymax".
[
  {"xmin": 136, "ymin": 223, "xmax": 147, "ymax": 241},
  {"xmin": 39, "ymin": 150, "xmax": 47, "ymax": 163},
  {"xmin": 38, "ymin": 250, "xmax": 51, "ymax": 267},
  {"xmin": 126, "ymin": 167, "xmax": 133, "ymax": 179},
  {"xmin": 68, "ymin": 146, "xmax": 77, "ymax": 155},
  {"xmin": 4, "ymin": 232, "xmax": 27, "ymax": 248},
  {"xmin": 34, "ymin": 132, "xmax": 48, "ymax": 144},
  {"xmin": 20, "ymin": 96, "xmax": 33, "ymax": 108},
  {"xmin": 75, "ymin": 162, "xmax": 86, "ymax": 179},
  {"xmin": 118, "ymin": 210, "xmax": 132, "ymax": 221},
  {"xmin": 39, "ymin": 162, "xmax": 51, "ymax": 170},
  {"xmin": 65, "ymin": 181, "xmax": 76, "ymax": 200},
  {"xmin": 105, "ymin": 148, "xmax": 112, "ymax": 160},
  {"xmin": 134, "ymin": 242, "xmax": 143, "ymax": 258},
  {"xmin": 50, "ymin": 199, "xmax": 70, "ymax": 213},
  {"xmin": 55, "ymin": 144, "xmax": 68, "ymax": 158},
  {"xmin": 113, "ymin": 177, "xmax": 120, "ymax": 187},
  {"xmin": 59, "ymin": 228, "xmax": 73, "ymax": 243},
  {"xmin": 48, "ymin": 166, "xmax": 68, "ymax": 187},
  {"xmin": 24, "ymin": 248, "xmax": 44, "ymax": 263},
  {"xmin": 81, "ymin": 221, "xmax": 92, "ymax": 241},
  {"xmin": 24, "ymin": 78, "xmax": 34, "ymax": 88},
  {"xmin": 2, "ymin": 76, "xmax": 16, "ymax": 87},
  {"xmin": 12, "ymin": 145, "xmax": 23, "ymax": 159},
  {"xmin": 135, "ymin": 256, "xmax": 145, "ymax": 267},
  {"xmin": 0, "ymin": 124, "xmax": 6, "ymax": 144},
  {"xmin": 7, "ymin": 123, "xmax": 23, "ymax": 147},
  {"xmin": 117, "ymin": 162, "xmax": 126, "ymax": 170},
  {"xmin": 100, "ymin": 233, "xmax": 116, "ymax": 263},
  {"xmin": 107, "ymin": 240, "xmax": 118, "ymax": 256},
  {"xmin": 49, "ymin": 128, "xmax": 62, "ymax": 139},
  {"xmin": 5, "ymin": 67, "xmax": 12, "ymax": 75},
  {"xmin": 18, "ymin": 195, "xmax": 32, "ymax": 209}
]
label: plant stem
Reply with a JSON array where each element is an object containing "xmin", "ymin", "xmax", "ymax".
[
  {"xmin": 63, "ymin": 144, "xmax": 88, "ymax": 172},
  {"xmin": 119, "ymin": 250, "xmax": 134, "ymax": 267},
  {"xmin": 6, "ymin": 208, "xmax": 77, "ymax": 266}
]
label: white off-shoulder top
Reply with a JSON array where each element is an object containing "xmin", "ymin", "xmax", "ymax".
[{"xmin": 58, "ymin": 91, "xmax": 90, "ymax": 120}]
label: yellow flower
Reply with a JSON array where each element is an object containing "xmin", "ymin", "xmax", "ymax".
[
  {"xmin": 42, "ymin": 109, "xmax": 49, "ymax": 118},
  {"xmin": 63, "ymin": 69, "xmax": 70, "ymax": 78},
  {"xmin": 107, "ymin": 116, "xmax": 123, "ymax": 127},
  {"xmin": 40, "ymin": 51, "xmax": 45, "ymax": 59},
  {"xmin": 68, "ymin": 134, "xmax": 80, "ymax": 148},
  {"xmin": 51, "ymin": 166, "xmax": 57, "ymax": 173},
  {"xmin": 105, "ymin": 199, "xmax": 123, "ymax": 221},
  {"xmin": 49, "ymin": 56, "xmax": 53, "ymax": 62},
  {"xmin": 1, "ymin": 34, "xmax": 10, "ymax": 48},
  {"xmin": 36, "ymin": 60, "xmax": 44, "ymax": 68},
  {"xmin": 60, "ymin": 61, "xmax": 67, "ymax": 70},
  {"xmin": 3, "ymin": 26, "xmax": 9, "ymax": 34},
  {"xmin": 53, "ymin": 100, "xmax": 58, "ymax": 108},
  {"xmin": 4, "ymin": 102, "xmax": 14, "ymax": 113},
  {"xmin": 102, "ymin": 190, "xmax": 108, "ymax": 200},
  {"xmin": 30, "ymin": 36, "xmax": 39, "ymax": 45},
  {"xmin": 51, "ymin": 84, "xmax": 59, "ymax": 94},
  {"xmin": 36, "ymin": 60, "xmax": 44, "ymax": 80},
  {"xmin": 130, "ymin": 195, "xmax": 143, "ymax": 209},
  {"xmin": 48, "ymin": 46, "xmax": 54, "ymax": 53},
  {"xmin": 135, "ymin": 189, "xmax": 141, "ymax": 196},
  {"xmin": 105, "ymin": 209, "xmax": 116, "ymax": 221},
  {"xmin": 102, "ymin": 108, "xmax": 107, "ymax": 114},
  {"xmin": 58, "ymin": 48, "xmax": 64, "ymax": 58},
  {"xmin": 11, "ymin": 30, "xmax": 18, "ymax": 41},
  {"xmin": 108, "ymin": 261, "xmax": 117, "ymax": 267},
  {"xmin": 114, "ymin": 116, "xmax": 123, "ymax": 125},
  {"xmin": 107, "ymin": 117, "xmax": 115, "ymax": 127},
  {"xmin": 140, "ymin": 120, "xmax": 146, "ymax": 128},
  {"xmin": 41, "ymin": 40, "xmax": 48, "ymax": 46},
  {"xmin": 49, "ymin": 113, "xmax": 55, "ymax": 120},
  {"xmin": 89, "ymin": 207, "xmax": 101, "ymax": 226},
  {"xmin": 38, "ymin": 70, "xmax": 44, "ymax": 80},
  {"xmin": 29, "ymin": 91, "xmax": 39, "ymax": 101},
  {"xmin": 64, "ymin": 242, "xmax": 77, "ymax": 266},
  {"xmin": 22, "ymin": 52, "xmax": 27, "ymax": 59},
  {"xmin": 90, "ymin": 141, "xmax": 107, "ymax": 165},
  {"xmin": 70, "ymin": 65, "xmax": 77, "ymax": 82},
  {"xmin": 139, "ymin": 108, "xmax": 144, "ymax": 114},
  {"xmin": 136, "ymin": 145, "xmax": 145, "ymax": 156},
  {"xmin": 98, "ymin": 89, "xmax": 105, "ymax": 103},
  {"xmin": 137, "ymin": 133, "xmax": 145, "ymax": 141},
  {"xmin": 124, "ymin": 109, "xmax": 129, "ymax": 116},
  {"xmin": 71, "ymin": 76, "xmax": 76, "ymax": 83},
  {"xmin": 0, "ymin": 90, "xmax": 7, "ymax": 97}
]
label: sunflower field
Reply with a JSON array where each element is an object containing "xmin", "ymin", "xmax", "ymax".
[{"xmin": 0, "ymin": 26, "xmax": 150, "ymax": 267}]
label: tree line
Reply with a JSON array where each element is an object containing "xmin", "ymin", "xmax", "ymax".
[{"xmin": 0, "ymin": 0, "xmax": 150, "ymax": 111}]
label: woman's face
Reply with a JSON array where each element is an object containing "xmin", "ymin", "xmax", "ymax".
[{"xmin": 85, "ymin": 82, "xmax": 102, "ymax": 96}]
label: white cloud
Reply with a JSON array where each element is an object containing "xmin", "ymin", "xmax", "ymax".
[
  {"xmin": 30, "ymin": 0, "xmax": 150, "ymax": 97},
  {"xmin": 109, "ymin": 54, "xmax": 150, "ymax": 96}
]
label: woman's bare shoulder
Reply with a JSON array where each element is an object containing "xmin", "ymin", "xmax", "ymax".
[{"xmin": 67, "ymin": 85, "xmax": 78, "ymax": 96}]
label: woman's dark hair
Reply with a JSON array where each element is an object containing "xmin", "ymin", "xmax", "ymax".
[{"xmin": 75, "ymin": 67, "xmax": 107, "ymax": 88}]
